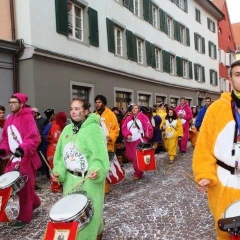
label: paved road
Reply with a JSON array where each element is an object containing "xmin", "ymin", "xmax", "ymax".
[{"xmin": 0, "ymin": 144, "xmax": 216, "ymax": 240}]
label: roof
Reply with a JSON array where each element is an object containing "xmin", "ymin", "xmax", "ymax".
[
  {"xmin": 232, "ymin": 23, "xmax": 240, "ymax": 47},
  {"xmin": 212, "ymin": 0, "xmax": 225, "ymax": 11}
]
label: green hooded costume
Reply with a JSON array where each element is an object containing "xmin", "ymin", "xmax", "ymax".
[{"xmin": 52, "ymin": 113, "xmax": 109, "ymax": 240}]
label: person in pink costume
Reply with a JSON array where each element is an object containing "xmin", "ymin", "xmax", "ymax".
[
  {"xmin": 122, "ymin": 104, "xmax": 153, "ymax": 179},
  {"xmin": 0, "ymin": 93, "xmax": 42, "ymax": 229},
  {"xmin": 175, "ymin": 97, "xmax": 193, "ymax": 153}
]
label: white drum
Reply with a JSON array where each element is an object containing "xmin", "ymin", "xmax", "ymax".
[
  {"xmin": 0, "ymin": 171, "xmax": 28, "ymax": 195},
  {"xmin": 49, "ymin": 194, "xmax": 94, "ymax": 229},
  {"xmin": 224, "ymin": 200, "xmax": 240, "ymax": 218}
]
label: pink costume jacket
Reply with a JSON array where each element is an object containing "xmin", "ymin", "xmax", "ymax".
[{"xmin": 0, "ymin": 107, "xmax": 41, "ymax": 223}]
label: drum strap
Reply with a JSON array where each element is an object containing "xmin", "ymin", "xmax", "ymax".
[{"xmin": 216, "ymin": 159, "xmax": 235, "ymax": 175}]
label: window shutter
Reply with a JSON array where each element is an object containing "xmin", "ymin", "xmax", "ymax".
[
  {"xmin": 189, "ymin": 61, "xmax": 193, "ymax": 79},
  {"xmin": 202, "ymin": 67, "xmax": 205, "ymax": 82},
  {"xmin": 55, "ymin": 0, "xmax": 69, "ymax": 36},
  {"xmin": 215, "ymin": 71, "xmax": 218, "ymax": 86},
  {"xmin": 174, "ymin": 20, "xmax": 178, "ymax": 41},
  {"xmin": 202, "ymin": 37, "xmax": 205, "ymax": 54},
  {"xmin": 163, "ymin": 50, "xmax": 170, "ymax": 73},
  {"xmin": 176, "ymin": 56, "xmax": 182, "ymax": 77},
  {"xmin": 186, "ymin": 28, "xmax": 190, "ymax": 46},
  {"xmin": 106, "ymin": 18, "xmax": 115, "ymax": 53},
  {"xmin": 208, "ymin": 41, "xmax": 211, "ymax": 57},
  {"xmin": 129, "ymin": 0, "xmax": 134, "ymax": 12},
  {"xmin": 126, "ymin": 29, "xmax": 133, "ymax": 60},
  {"xmin": 214, "ymin": 45, "xmax": 217, "ymax": 59},
  {"xmin": 159, "ymin": 9, "xmax": 166, "ymax": 32},
  {"xmin": 213, "ymin": 22, "xmax": 216, "ymax": 33},
  {"xmin": 123, "ymin": 0, "xmax": 130, "ymax": 8},
  {"xmin": 194, "ymin": 33, "xmax": 197, "ymax": 51},
  {"xmin": 210, "ymin": 69, "xmax": 213, "ymax": 84},
  {"xmin": 88, "ymin": 8, "xmax": 99, "ymax": 47},
  {"xmin": 194, "ymin": 63, "xmax": 197, "ymax": 81},
  {"xmin": 151, "ymin": 44, "xmax": 156, "ymax": 69},
  {"xmin": 176, "ymin": 22, "xmax": 180, "ymax": 42},
  {"xmin": 149, "ymin": 1, "xmax": 153, "ymax": 25},
  {"xmin": 145, "ymin": 41, "xmax": 152, "ymax": 66},
  {"xmin": 184, "ymin": 0, "xmax": 188, "ymax": 12},
  {"xmin": 207, "ymin": 18, "xmax": 210, "ymax": 30},
  {"xmin": 132, "ymin": 34, "xmax": 137, "ymax": 62},
  {"xmin": 143, "ymin": 0, "xmax": 150, "ymax": 22}
]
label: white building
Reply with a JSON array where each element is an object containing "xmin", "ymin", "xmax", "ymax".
[{"xmin": 13, "ymin": 0, "xmax": 224, "ymax": 112}]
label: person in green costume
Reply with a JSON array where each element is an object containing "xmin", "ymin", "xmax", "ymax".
[{"xmin": 51, "ymin": 98, "xmax": 109, "ymax": 240}]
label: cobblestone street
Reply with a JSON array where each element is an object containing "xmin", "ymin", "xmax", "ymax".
[{"xmin": 0, "ymin": 144, "xmax": 216, "ymax": 240}]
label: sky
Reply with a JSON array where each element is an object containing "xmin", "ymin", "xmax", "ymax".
[{"xmin": 226, "ymin": 0, "xmax": 240, "ymax": 24}]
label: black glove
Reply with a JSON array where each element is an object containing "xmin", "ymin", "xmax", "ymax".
[
  {"xmin": 14, "ymin": 147, "xmax": 24, "ymax": 158},
  {"xmin": 0, "ymin": 149, "xmax": 6, "ymax": 156}
]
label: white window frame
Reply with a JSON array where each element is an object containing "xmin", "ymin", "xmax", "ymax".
[
  {"xmin": 197, "ymin": 35, "xmax": 201, "ymax": 52},
  {"xmin": 152, "ymin": 5, "xmax": 157, "ymax": 28},
  {"xmin": 210, "ymin": 43, "xmax": 214, "ymax": 58},
  {"xmin": 137, "ymin": 39, "xmax": 143, "ymax": 64},
  {"xmin": 167, "ymin": 17, "xmax": 173, "ymax": 37},
  {"xmin": 170, "ymin": 55, "xmax": 175, "ymax": 75},
  {"xmin": 68, "ymin": 2, "xmax": 83, "ymax": 41},
  {"xmin": 134, "ymin": 0, "xmax": 140, "ymax": 17},
  {"xmin": 179, "ymin": 0, "xmax": 185, "ymax": 10},
  {"xmin": 114, "ymin": 27, "xmax": 123, "ymax": 56},
  {"xmin": 180, "ymin": 25, "xmax": 185, "ymax": 44},
  {"xmin": 183, "ymin": 60, "xmax": 188, "ymax": 78},
  {"xmin": 209, "ymin": 19, "xmax": 215, "ymax": 32},
  {"xmin": 195, "ymin": 8, "xmax": 201, "ymax": 23},
  {"xmin": 155, "ymin": 48, "xmax": 161, "ymax": 70},
  {"xmin": 196, "ymin": 65, "xmax": 202, "ymax": 81}
]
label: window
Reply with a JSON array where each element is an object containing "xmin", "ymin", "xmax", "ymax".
[
  {"xmin": 152, "ymin": 5, "xmax": 157, "ymax": 28},
  {"xmin": 170, "ymin": 55, "xmax": 175, "ymax": 75},
  {"xmin": 114, "ymin": 27, "xmax": 123, "ymax": 56},
  {"xmin": 194, "ymin": 64, "xmax": 205, "ymax": 82},
  {"xmin": 137, "ymin": 39, "xmax": 143, "ymax": 63},
  {"xmin": 138, "ymin": 94, "xmax": 149, "ymax": 106},
  {"xmin": 210, "ymin": 69, "xmax": 218, "ymax": 86},
  {"xmin": 134, "ymin": 0, "xmax": 140, "ymax": 17},
  {"xmin": 68, "ymin": 2, "xmax": 83, "ymax": 41},
  {"xmin": 179, "ymin": 0, "xmax": 187, "ymax": 12},
  {"xmin": 218, "ymin": 49, "xmax": 221, "ymax": 63},
  {"xmin": 183, "ymin": 60, "xmax": 188, "ymax": 78},
  {"xmin": 155, "ymin": 48, "xmax": 161, "ymax": 70},
  {"xmin": 116, "ymin": 91, "xmax": 131, "ymax": 110},
  {"xmin": 156, "ymin": 96, "xmax": 165, "ymax": 104},
  {"xmin": 194, "ymin": 33, "xmax": 205, "ymax": 54},
  {"xmin": 195, "ymin": 8, "xmax": 201, "ymax": 23},
  {"xmin": 180, "ymin": 25, "xmax": 185, "ymax": 44},
  {"xmin": 167, "ymin": 17, "xmax": 173, "ymax": 37},
  {"xmin": 196, "ymin": 65, "xmax": 202, "ymax": 81},
  {"xmin": 170, "ymin": 97, "xmax": 178, "ymax": 108},
  {"xmin": 208, "ymin": 41, "xmax": 217, "ymax": 59},
  {"xmin": 207, "ymin": 18, "xmax": 215, "ymax": 33}
]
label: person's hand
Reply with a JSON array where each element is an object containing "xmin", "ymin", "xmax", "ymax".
[
  {"xmin": 146, "ymin": 134, "xmax": 150, "ymax": 138},
  {"xmin": 178, "ymin": 136, "xmax": 182, "ymax": 140},
  {"xmin": 197, "ymin": 179, "xmax": 210, "ymax": 193},
  {"xmin": 14, "ymin": 147, "xmax": 24, "ymax": 158},
  {"xmin": 106, "ymin": 136, "xmax": 110, "ymax": 142},
  {"xmin": 51, "ymin": 173, "xmax": 60, "ymax": 182},
  {"xmin": 88, "ymin": 170, "xmax": 97, "ymax": 180},
  {"xmin": 0, "ymin": 149, "xmax": 6, "ymax": 156},
  {"xmin": 127, "ymin": 135, "xmax": 132, "ymax": 140}
]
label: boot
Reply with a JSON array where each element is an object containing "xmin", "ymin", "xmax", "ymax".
[
  {"xmin": 96, "ymin": 232, "xmax": 103, "ymax": 240},
  {"xmin": 117, "ymin": 155, "xmax": 123, "ymax": 165}
]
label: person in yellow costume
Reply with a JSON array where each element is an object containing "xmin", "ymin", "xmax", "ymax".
[
  {"xmin": 193, "ymin": 60, "xmax": 240, "ymax": 240},
  {"xmin": 161, "ymin": 108, "xmax": 183, "ymax": 164}
]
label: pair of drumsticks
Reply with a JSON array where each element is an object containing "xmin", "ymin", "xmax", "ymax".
[{"xmin": 182, "ymin": 170, "xmax": 201, "ymax": 186}]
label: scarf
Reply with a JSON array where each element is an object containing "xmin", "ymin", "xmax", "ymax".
[{"xmin": 231, "ymin": 91, "xmax": 240, "ymax": 108}]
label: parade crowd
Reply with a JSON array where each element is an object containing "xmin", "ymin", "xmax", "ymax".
[{"xmin": 0, "ymin": 60, "xmax": 240, "ymax": 240}]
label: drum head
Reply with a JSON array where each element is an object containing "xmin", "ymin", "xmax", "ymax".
[
  {"xmin": 0, "ymin": 171, "xmax": 20, "ymax": 189},
  {"xmin": 225, "ymin": 200, "xmax": 240, "ymax": 218},
  {"xmin": 50, "ymin": 194, "xmax": 88, "ymax": 221}
]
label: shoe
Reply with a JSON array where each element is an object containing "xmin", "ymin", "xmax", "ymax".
[
  {"xmin": 168, "ymin": 161, "xmax": 174, "ymax": 164},
  {"xmin": 133, "ymin": 176, "xmax": 141, "ymax": 180},
  {"xmin": 181, "ymin": 151, "xmax": 186, "ymax": 154},
  {"xmin": 11, "ymin": 220, "xmax": 27, "ymax": 229},
  {"xmin": 35, "ymin": 183, "xmax": 42, "ymax": 190}
]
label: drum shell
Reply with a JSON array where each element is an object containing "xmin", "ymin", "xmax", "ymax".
[{"xmin": 136, "ymin": 145, "xmax": 156, "ymax": 171}]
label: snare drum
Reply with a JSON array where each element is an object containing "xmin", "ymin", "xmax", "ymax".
[
  {"xmin": 49, "ymin": 194, "xmax": 94, "ymax": 229},
  {"xmin": 0, "ymin": 171, "xmax": 28, "ymax": 195},
  {"xmin": 224, "ymin": 200, "xmax": 240, "ymax": 218},
  {"xmin": 106, "ymin": 152, "xmax": 125, "ymax": 184}
]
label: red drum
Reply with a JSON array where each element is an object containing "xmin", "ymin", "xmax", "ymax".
[
  {"xmin": 136, "ymin": 142, "xmax": 156, "ymax": 171},
  {"xmin": 106, "ymin": 152, "xmax": 125, "ymax": 184}
]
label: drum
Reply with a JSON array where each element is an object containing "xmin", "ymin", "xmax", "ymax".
[
  {"xmin": 49, "ymin": 194, "xmax": 93, "ymax": 229},
  {"xmin": 0, "ymin": 171, "xmax": 28, "ymax": 195},
  {"xmin": 106, "ymin": 152, "xmax": 125, "ymax": 184},
  {"xmin": 218, "ymin": 200, "xmax": 240, "ymax": 238},
  {"xmin": 136, "ymin": 142, "xmax": 156, "ymax": 171}
]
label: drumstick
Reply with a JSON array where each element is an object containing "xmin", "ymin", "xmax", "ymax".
[
  {"xmin": 66, "ymin": 167, "xmax": 101, "ymax": 195},
  {"xmin": 182, "ymin": 170, "xmax": 201, "ymax": 187}
]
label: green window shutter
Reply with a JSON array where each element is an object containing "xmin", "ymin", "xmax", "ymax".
[
  {"xmin": 143, "ymin": 0, "xmax": 150, "ymax": 22},
  {"xmin": 207, "ymin": 18, "xmax": 210, "ymax": 30},
  {"xmin": 174, "ymin": 20, "xmax": 178, "ymax": 41},
  {"xmin": 176, "ymin": 56, "xmax": 182, "ymax": 77},
  {"xmin": 202, "ymin": 37, "xmax": 205, "ymax": 54},
  {"xmin": 202, "ymin": 66, "xmax": 205, "ymax": 82},
  {"xmin": 194, "ymin": 33, "xmax": 197, "ymax": 51},
  {"xmin": 106, "ymin": 18, "xmax": 115, "ymax": 53},
  {"xmin": 55, "ymin": 0, "xmax": 69, "ymax": 36},
  {"xmin": 151, "ymin": 44, "xmax": 156, "ymax": 69},
  {"xmin": 214, "ymin": 45, "xmax": 217, "ymax": 59},
  {"xmin": 194, "ymin": 63, "xmax": 197, "ymax": 81},
  {"xmin": 126, "ymin": 29, "xmax": 133, "ymax": 60},
  {"xmin": 129, "ymin": 0, "xmax": 134, "ymax": 12},
  {"xmin": 145, "ymin": 41, "xmax": 152, "ymax": 66},
  {"xmin": 177, "ymin": 22, "xmax": 180, "ymax": 42},
  {"xmin": 132, "ymin": 34, "xmax": 137, "ymax": 62},
  {"xmin": 163, "ymin": 50, "xmax": 170, "ymax": 73},
  {"xmin": 189, "ymin": 61, "xmax": 193, "ymax": 79},
  {"xmin": 213, "ymin": 22, "xmax": 216, "ymax": 33},
  {"xmin": 88, "ymin": 7, "xmax": 99, "ymax": 47},
  {"xmin": 186, "ymin": 28, "xmax": 190, "ymax": 46},
  {"xmin": 159, "ymin": 9, "xmax": 166, "ymax": 32},
  {"xmin": 208, "ymin": 41, "xmax": 211, "ymax": 57},
  {"xmin": 210, "ymin": 69, "xmax": 213, "ymax": 84},
  {"xmin": 123, "ymin": 0, "xmax": 130, "ymax": 8},
  {"xmin": 184, "ymin": 0, "xmax": 188, "ymax": 12},
  {"xmin": 215, "ymin": 71, "xmax": 218, "ymax": 86},
  {"xmin": 149, "ymin": 1, "xmax": 153, "ymax": 25}
]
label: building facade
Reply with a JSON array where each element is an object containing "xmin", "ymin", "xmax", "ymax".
[
  {"xmin": 232, "ymin": 22, "xmax": 240, "ymax": 61},
  {"xmin": 13, "ymin": 0, "xmax": 223, "ymax": 113}
]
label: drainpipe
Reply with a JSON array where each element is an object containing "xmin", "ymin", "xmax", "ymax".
[{"xmin": 10, "ymin": 0, "xmax": 15, "ymax": 41}]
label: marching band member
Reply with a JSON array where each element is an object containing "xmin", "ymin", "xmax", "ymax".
[
  {"xmin": 52, "ymin": 98, "xmax": 109, "ymax": 240},
  {"xmin": 0, "ymin": 93, "xmax": 41, "ymax": 228}
]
